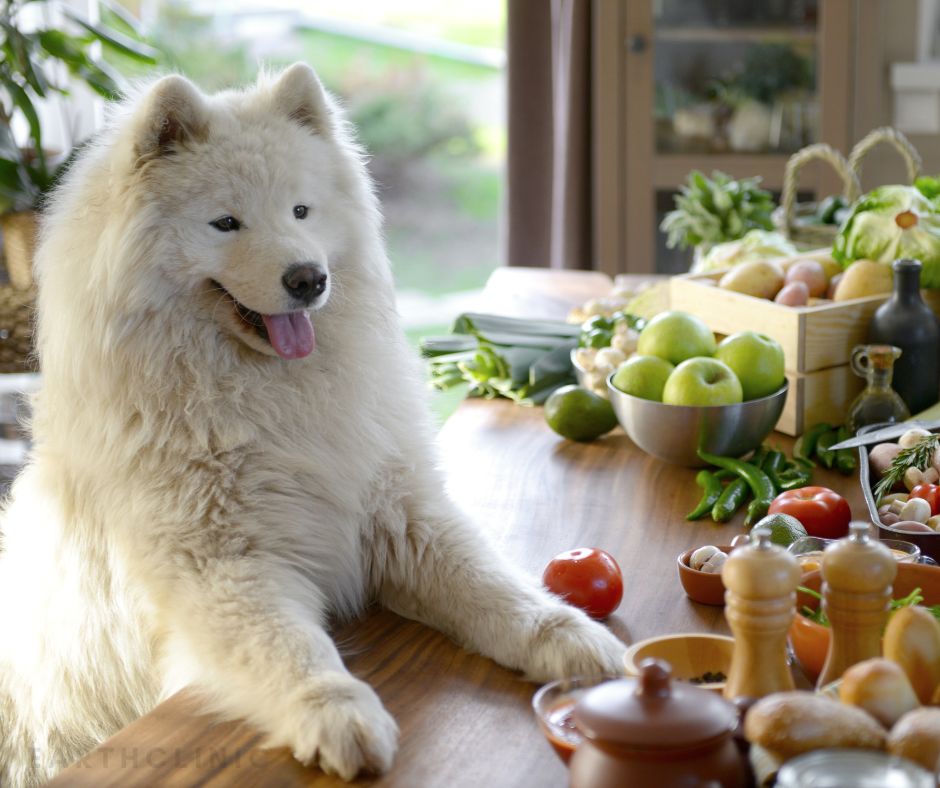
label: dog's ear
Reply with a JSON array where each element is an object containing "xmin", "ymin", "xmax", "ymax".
[
  {"xmin": 272, "ymin": 63, "xmax": 334, "ymax": 137},
  {"xmin": 133, "ymin": 75, "xmax": 209, "ymax": 166}
]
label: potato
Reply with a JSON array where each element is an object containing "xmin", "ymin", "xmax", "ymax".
[
  {"xmin": 869, "ymin": 442, "xmax": 902, "ymax": 477},
  {"xmin": 774, "ymin": 281, "xmax": 809, "ymax": 306},
  {"xmin": 719, "ymin": 260, "xmax": 784, "ymax": 299},
  {"xmin": 785, "ymin": 259, "xmax": 828, "ymax": 297},
  {"xmin": 833, "ymin": 260, "xmax": 893, "ymax": 301},
  {"xmin": 779, "ymin": 253, "xmax": 842, "ymax": 281},
  {"xmin": 826, "ymin": 272, "xmax": 842, "ymax": 299}
]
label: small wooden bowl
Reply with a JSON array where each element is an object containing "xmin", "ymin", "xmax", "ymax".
[
  {"xmin": 790, "ymin": 561, "xmax": 940, "ymax": 683},
  {"xmin": 623, "ymin": 633, "xmax": 734, "ymax": 693},
  {"xmin": 677, "ymin": 546, "xmax": 733, "ymax": 606}
]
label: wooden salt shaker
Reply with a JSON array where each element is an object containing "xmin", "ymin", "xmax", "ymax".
[
  {"xmin": 721, "ymin": 527, "xmax": 801, "ymax": 700},
  {"xmin": 817, "ymin": 521, "xmax": 897, "ymax": 688}
]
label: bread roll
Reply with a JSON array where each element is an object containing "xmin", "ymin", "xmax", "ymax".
[
  {"xmin": 884, "ymin": 606, "xmax": 940, "ymax": 704},
  {"xmin": 839, "ymin": 658, "xmax": 919, "ymax": 727},
  {"xmin": 888, "ymin": 708, "xmax": 940, "ymax": 772},
  {"xmin": 744, "ymin": 691, "xmax": 885, "ymax": 760}
]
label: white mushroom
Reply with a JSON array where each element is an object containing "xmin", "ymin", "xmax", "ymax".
[
  {"xmin": 932, "ymin": 445, "xmax": 940, "ymax": 474},
  {"xmin": 899, "ymin": 497, "xmax": 932, "ymax": 524},
  {"xmin": 701, "ymin": 551, "xmax": 727, "ymax": 574},
  {"xmin": 899, "ymin": 428, "xmax": 932, "ymax": 449},
  {"xmin": 690, "ymin": 545, "xmax": 721, "ymax": 571},
  {"xmin": 904, "ymin": 467, "xmax": 926, "ymax": 491},
  {"xmin": 890, "ymin": 499, "xmax": 909, "ymax": 515}
]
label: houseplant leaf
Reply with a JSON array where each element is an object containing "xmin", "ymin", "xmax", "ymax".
[{"xmin": 65, "ymin": 12, "xmax": 159, "ymax": 64}]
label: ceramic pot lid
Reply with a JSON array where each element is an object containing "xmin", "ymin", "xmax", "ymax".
[{"xmin": 573, "ymin": 658, "xmax": 737, "ymax": 750}]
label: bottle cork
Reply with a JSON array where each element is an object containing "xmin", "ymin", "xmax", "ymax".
[
  {"xmin": 817, "ymin": 522, "xmax": 897, "ymax": 688},
  {"xmin": 721, "ymin": 528, "xmax": 801, "ymax": 700}
]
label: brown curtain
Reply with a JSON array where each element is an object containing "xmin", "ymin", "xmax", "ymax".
[{"xmin": 506, "ymin": 0, "xmax": 592, "ymax": 269}]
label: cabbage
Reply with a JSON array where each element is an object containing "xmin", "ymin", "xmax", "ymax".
[
  {"xmin": 692, "ymin": 230, "xmax": 797, "ymax": 273},
  {"xmin": 833, "ymin": 186, "xmax": 940, "ymax": 287}
]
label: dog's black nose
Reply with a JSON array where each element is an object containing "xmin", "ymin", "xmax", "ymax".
[{"xmin": 282, "ymin": 263, "xmax": 328, "ymax": 305}]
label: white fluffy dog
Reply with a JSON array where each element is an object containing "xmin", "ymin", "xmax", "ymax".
[{"xmin": 0, "ymin": 64, "xmax": 625, "ymax": 785}]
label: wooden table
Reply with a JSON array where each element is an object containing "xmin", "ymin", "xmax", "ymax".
[{"xmin": 49, "ymin": 271, "xmax": 867, "ymax": 787}]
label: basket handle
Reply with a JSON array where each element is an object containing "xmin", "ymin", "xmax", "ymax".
[
  {"xmin": 780, "ymin": 143, "xmax": 860, "ymax": 240},
  {"xmin": 848, "ymin": 126, "xmax": 922, "ymax": 185}
]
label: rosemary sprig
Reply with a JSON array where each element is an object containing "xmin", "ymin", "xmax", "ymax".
[{"xmin": 873, "ymin": 434, "xmax": 940, "ymax": 504}]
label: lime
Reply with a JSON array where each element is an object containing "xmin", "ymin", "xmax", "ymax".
[
  {"xmin": 752, "ymin": 513, "xmax": 808, "ymax": 547},
  {"xmin": 544, "ymin": 385, "xmax": 619, "ymax": 442}
]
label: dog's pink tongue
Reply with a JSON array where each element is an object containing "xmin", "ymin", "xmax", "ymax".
[{"xmin": 261, "ymin": 312, "xmax": 315, "ymax": 360}]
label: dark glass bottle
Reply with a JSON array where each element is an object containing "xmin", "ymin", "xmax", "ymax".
[{"xmin": 868, "ymin": 259, "xmax": 940, "ymax": 415}]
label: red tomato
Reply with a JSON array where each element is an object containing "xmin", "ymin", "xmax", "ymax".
[
  {"xmin": 768, "ymin": 486, "xmax": 852, "ymax": 539},
  {"xmin": 542, "ymin": 547, "xmax": 623, "ymax": 619},
  {"xmin": 910, "ymin": 483, "xmax": 940, "ymax": 516}
]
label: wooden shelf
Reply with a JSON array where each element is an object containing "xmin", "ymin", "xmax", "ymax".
[
  {"xmin": 655, "ymin": 26, "xmax": 817, "ymax": 44},
  {"xmin": 652, "ymin": 154, "xmax": 789, "ymax": 190}
]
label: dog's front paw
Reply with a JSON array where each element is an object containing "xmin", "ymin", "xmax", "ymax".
[
  {"xmin": 523, "ymin": 604, "xmax": 626, "ymax": 682},
  {"xmin": 286, "ymin": 673, "xmax": 399, "ymax": 780}
]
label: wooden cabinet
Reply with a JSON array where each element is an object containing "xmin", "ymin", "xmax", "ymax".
[{"xmin": 593, "ymin": 0, "xmax": 862, "ymax": 275}]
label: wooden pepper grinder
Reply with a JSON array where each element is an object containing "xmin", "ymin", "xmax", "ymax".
[
  {"xmin": 817, "ymin": 522, "xmax": 897, "ymax": 688},
  {"xmin": 721, "ymin": 527, "xmax": 801, "ymax": 700}
]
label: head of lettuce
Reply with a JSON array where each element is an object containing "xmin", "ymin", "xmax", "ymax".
[{"xmin": 833, "ymin": 186, "xmax": 940, "ymax": 287}]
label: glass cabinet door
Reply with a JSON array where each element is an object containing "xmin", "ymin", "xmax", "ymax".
[{"xmin": 654, "ymin": 1, "xmax": 820, "ymax": 156}]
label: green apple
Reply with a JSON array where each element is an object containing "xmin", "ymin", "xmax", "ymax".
[
  {"xmin": 611, "ymin": 355, "xmax": 675, "ymax": 401},
  {"xmin": 636, "ymin": 310, "xmax": 717, "ymax": 365},
  {"xmin": 715, "ymin": 331, "xmax": 785, "ymax": 400},
  {"xmin": 663, "ymin": 358, "xmax": 743, "ymax": 406}
]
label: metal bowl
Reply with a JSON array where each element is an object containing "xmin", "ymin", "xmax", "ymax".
[
  {"xmin": 606, "ymin": 375, "xmax": 788, "ymax": 467},
  {"xmin": 858, "ymin": 422, "xmax": 940, "ymax": 563}
]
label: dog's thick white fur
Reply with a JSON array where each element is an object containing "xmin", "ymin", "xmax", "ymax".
[{"xmin": 0, "ymin": 64, "xmax": 625, "ymax": 785}]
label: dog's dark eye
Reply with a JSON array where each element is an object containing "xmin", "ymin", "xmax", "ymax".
[
  {"xmin": 210, "ymin": 216, "xmax": 241, "ymax": 232},
  {"xmin": 293, "ymin": 205, "xmax": 309, "ymax": 220}
]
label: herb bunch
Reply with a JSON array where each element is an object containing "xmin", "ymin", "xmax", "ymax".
[
  {"xmin": 873, "ymin": 433, "xmax": 940, "ymax": 504},
  {"xmin": 799, "ymin": 585, "xmax": 940, "ymax": 628},
  {"xmin": 660, "ymin": 170, "xmax": 774, "ymax": 251}
]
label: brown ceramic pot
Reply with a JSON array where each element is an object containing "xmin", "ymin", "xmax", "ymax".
[{"xmin": 569, "ymin": 658, "xmax": 747, "ymax": 788}]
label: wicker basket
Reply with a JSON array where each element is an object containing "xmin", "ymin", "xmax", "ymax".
[
  {"xmin": 848, "ymin": 126, "xmax": 922, "ymax": 188},
  {"xmin": 0, "ymin": 210, "xmax": 37, "ymax": 291},
  {"xmin": 772, "ymin": 143, "xmax": 861, "ymax": 248},
  {"xmin": 0, "ymin": 285, "xmax": 36, "ymax": 373}
]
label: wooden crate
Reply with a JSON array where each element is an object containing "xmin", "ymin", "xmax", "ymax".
[
  {"xmin": 669, "ymin": 270, "xmax": 940, "ymax": 435},
  {"xmin": 779, "ymin": 366, "xmax": 864, "ymax": 437},
  {"xmin": 670, "ymin": 272, "xmax": 940, "ymax": 374}
]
